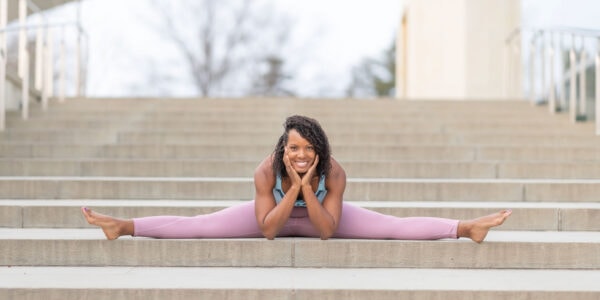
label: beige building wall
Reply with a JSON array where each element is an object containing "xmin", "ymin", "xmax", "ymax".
[{"xmin": 396, "ymin": 0, "xmax": 521, "ymax": 100}]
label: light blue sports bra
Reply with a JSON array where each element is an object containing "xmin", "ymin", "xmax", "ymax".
[{"xmin": 272, "ymin": 174, "xmax": 327, "ymax": 207}]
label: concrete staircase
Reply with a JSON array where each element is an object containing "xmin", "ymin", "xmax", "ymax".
[{"xmin": 1, "ymin": 98, "xmax": 600, "ymax": 299}]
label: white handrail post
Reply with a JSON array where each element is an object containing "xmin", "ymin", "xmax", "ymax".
[
  {"xmin": 595, "ymin": 38, "xmax": 600, "ymax": 135},
  {"xmin": 579, "ymin": 49, "xmax": 587, "ymax": 118},
  {"xmin": 569, "ymin": 36, "xmax": 577, "ymax": 123},
  {"xmin": 0, "ymin": 0, "xmax": 6, "ymax": 51},
  {"xmin": 41, "ymin": 40, "xmax": 48, "ymax": 110},
  {"xmin": 540, "ymin": 31, "xmax": 546, "ymax": 104},
  {"xmin": 529, "ymin": 38, "xmax": 536, "ymax": 104},
  {"xmin": 21, "ymin": 52, "xmax": 29, "ymax": 120},
  {"xmin": 0, "ymin": 0, "xmax": 7, "ymax": 130},
  {"xmin": 548, "ymin": 33, "xmax": 556, "ymax": 113},
  {"xmin": 503, "ymin": 41, "xmax": 509, "ymax": 98},
  {"xmin": 75, "ymin": 31, "xmax": 81, "ymax": 97},
  {"xmin": 75, "ymin": 0, "xmax": 82, "ymax": 97},
  {"xmin": 59, "ymin": 30, "xmax": 66, "ymax": 103},
  {"xmin": 0, "ymin": 49, "xmax": 5, "ymax": 131},
  {"xmin": 46, "ymin": 28, "xmax": 54, "ymax": 100},
  {"xmin": 559, "ymin": 34, "xmax": 566, "ymax": 110},
  {"xmin": 18, "ymin": 0, "xmax": 27, "ymax": 78},
  {"xmin": 35, "ymin": 25, "xmax": 43, "ymax": 91}
]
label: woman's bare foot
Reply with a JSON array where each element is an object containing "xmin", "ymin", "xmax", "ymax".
[
  {"xmin": 81, "ymin": 207, "xmax": 134, "ymax": 240},
  {"xmin": 458, "ymin": 210, "xmax": 512, "ymax": 243}
]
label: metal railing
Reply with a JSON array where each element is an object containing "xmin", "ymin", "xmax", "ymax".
[
  {"xmin": 505, "ymin": 26, "xmax": 600, "ymax": 135},
  {"xmin": 0, "ymin": 0, "xmax": 87, "ymax": 130}
]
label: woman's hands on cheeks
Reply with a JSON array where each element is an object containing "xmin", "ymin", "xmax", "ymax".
[{"xmin": 283, "ymin": 147, "xmax": 319, "ymax": 187}]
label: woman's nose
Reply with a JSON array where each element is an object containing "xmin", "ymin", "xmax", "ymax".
[{"xmin": 297, "ymin": 149, "xmax": 306, "ymax": 158}]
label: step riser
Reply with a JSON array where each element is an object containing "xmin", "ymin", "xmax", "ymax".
[
  {"xmin": 4, "ymin": 161, "xmax": 600, "ymax": 179},
  {"xmin": 0, "ymin": 289, "xmax": 290, "ymax": 300},
  {"xmin": 5, "ymin": 145, "xmax": 600, "ymax": 161},
  {"xmin": 8, "ymin": 120, "xmax": 588, "ymax": 131},
  {"xmin": 0, "ymin": 278, "xmax": 600, "ymax": 300},
  {"xmin": 1, "ymin": 145, "xmax": 476, "ymax": 160},
  {"xmin": 2, "ymin": 239, "xmax": 599, "ymax": 269},
  {"xmin": 1, "ymin": 289, "xmax": 597, "ymax": 300},
  {"xmin": 0, "ymin": 179, "xmax": 598, "ymax": 201},
  {"xmin": 3, "ymin": 124, "xmax": 589, "ymax": 134},
  {"xmin": 6, "ymin": 134, "xmax": 600, "ymax": 146}
]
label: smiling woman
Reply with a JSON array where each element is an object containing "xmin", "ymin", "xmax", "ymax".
[{"xmin": 82, "ymin": 115, "xmax": 512, "ymax": 242}]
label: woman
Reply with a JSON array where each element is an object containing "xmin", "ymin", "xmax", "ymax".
[{"xmin": 82, "ymin": 115, "xmax": 511, "ymax": 242}]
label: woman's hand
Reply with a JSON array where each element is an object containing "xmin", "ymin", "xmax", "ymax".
[
  {"xmin": 283, "ymin": 147, "xmax": 302, "ymax": 188},
  {"xmin": 301, "ymin": 155, "xmax": 319, "ymax": 187}
]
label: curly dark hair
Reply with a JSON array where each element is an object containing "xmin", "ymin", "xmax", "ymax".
[{"xmin": 272, "ymin": 115, "xmax": 332, "ymax": 178}]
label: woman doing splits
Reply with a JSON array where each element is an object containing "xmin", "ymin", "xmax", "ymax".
[{"xmin": 82, "ymin": 115, "xmax": 512, "ymax": 242}]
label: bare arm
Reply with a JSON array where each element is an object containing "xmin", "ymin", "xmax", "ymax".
[
  {"xmin": 254, "ymin": 155, "xmax": 297, "ymax": 240},
  {"xmin": 302, "ymin": 158, "xmax": 345, "ymax": 240}
]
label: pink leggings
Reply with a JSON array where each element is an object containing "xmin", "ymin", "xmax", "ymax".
[{"xmin": 133, "ymin": 201, "xmax": 458, "ymax": 240}]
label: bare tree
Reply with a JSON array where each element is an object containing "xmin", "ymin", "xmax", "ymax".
[
  {"xmin": 251, "ymin": 55, "xmax": 294, "ymax": 96},
  {"xmin": 147, "ymin": 0, "xmax": 294, "ymax": 97},
  {"xmin": 346, "ymin": 37, "xmax": 396, "ymax": 98}
]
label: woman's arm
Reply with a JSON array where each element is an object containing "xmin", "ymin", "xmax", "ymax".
[
  {"xmin": 302, "ymin": 158, "xmax": 345, "ymax": 240},
  {"xmin": 254, "ymin": 155, "xmax": 298, "ymax": 240}
]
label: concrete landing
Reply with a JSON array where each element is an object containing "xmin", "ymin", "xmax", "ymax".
[{"xmin": 1, "ymin": 267, "xmax": 599, "ymax": 300}]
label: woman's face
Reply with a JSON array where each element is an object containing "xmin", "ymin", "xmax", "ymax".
[{"xmin": 285, "ymin": 129, "xmax": 316, "ymax": 174}]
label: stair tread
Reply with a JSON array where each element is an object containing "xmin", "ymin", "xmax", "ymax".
[
  {"xmin": 2, "ymin": 266, "xmax": 600, "ymax": 291},
  {"xmin": 2, "ymin": 228, "xmax": 600, "ymax": 242}
]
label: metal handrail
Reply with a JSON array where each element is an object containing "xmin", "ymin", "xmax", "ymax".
[
  {"xmin": 0, "ymin": 0, "xmax": 86, "ymax": 130},
  {"xmin": 0, "ymin": 21, "xmax": 86, "ymax": 33},
  {"xmin": 505, "ymin": 26, "xmax": 600, "ymax": 135}
]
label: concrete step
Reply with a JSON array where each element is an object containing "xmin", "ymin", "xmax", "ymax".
[
  {"xmin": 10, "ymin": 97, "xmax": 541, "ymax": 112},
  {"xmin": 2, "ymin": 200, "xmax": 598, "ymax": 231},
  {"xmin": 9, "ymin": 113, "xmax": 567, "ymax": 126},
  {"xmin": 1, "ymin": 229, "xmax": 600, "ymax": 269},
  {"xmin": 4, "ymin": 159, "xmax": 600, "ymax": 178},
  {"xmin": 6, "ymin": 118, "xmax": 588, "ymax": 131},
  {"xmin": 3, "ymin": 114, "xmax": 588, "ymax": 128},
  {"xmin": 8, "ymin": 130, "xmax": 598, "ymax": 143},
  {"xmin": 463, "ymin": 134, "xmax": 600, "ymax": 146},
  {"xmin": 4, "ymin": 144, "xmax": 600, "ymax": 161},
  {"xmin": 477, "ymin": 146, "xmax": 600, "ymax": 161},
  {"xmin": 0, "ymin": 144, "xmax": 479, "ymax": 160},
  {"xmin": 4, "ymin": 130, "xmax": 600, "ymax": 147},
  {"xmin": 1, "ymin": 177, "xmax": 600, "ymax": 201},
  {"xmin": 2, "ymin": 267, "xmax": 599, "ymax": 300},
  {"xmin": 0, "ymin": 131, "xmax": 463, "ymax": 145},
  {"xmin": 3, "ymin": 108, "xmax": 589, "ymax": 125}
]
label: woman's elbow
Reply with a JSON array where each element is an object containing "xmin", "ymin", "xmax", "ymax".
[
  {"xmin": 319, "ymin": 229, "xmax": 335, "ymax": 240},
  {"xmin": 260, "ymin": 227, "xmax": 277, "ymax": 240},
  {"xmin": 263, "ymin": 233, "xmax": 276, "ymax": 240}
]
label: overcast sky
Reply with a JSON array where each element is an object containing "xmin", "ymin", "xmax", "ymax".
[
  {"xmin": 71, "ymin": 0, "xmax": 403, "ymax": 98},
  {"xmin": 38, "ymin": 0, "xmax": 600, "ymax": 98}
]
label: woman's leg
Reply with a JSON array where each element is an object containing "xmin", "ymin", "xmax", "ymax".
[
  {"xmin": 82, "ymin": 201, "xmax": 263, "ymax": 240},
  {"xmin": 332, "ymin": 203, "xmax": 458, "ymax": 240},
  {"xmin": 331, "ymin": 203, "xmax": 511, "ymax": 242}
]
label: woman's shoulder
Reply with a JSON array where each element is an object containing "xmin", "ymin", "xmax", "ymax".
[
  {"xmin": 254, "ymin": 155, "xmax": 276, "ymax": 184},
  {"xmin": 327, "ymin": 157, "xmax": 346, "ymax": 180}
]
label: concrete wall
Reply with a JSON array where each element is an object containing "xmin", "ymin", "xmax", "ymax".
[{"xmin": 397, "ymin": 0, "xmax": 521, "ymax": 100}]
